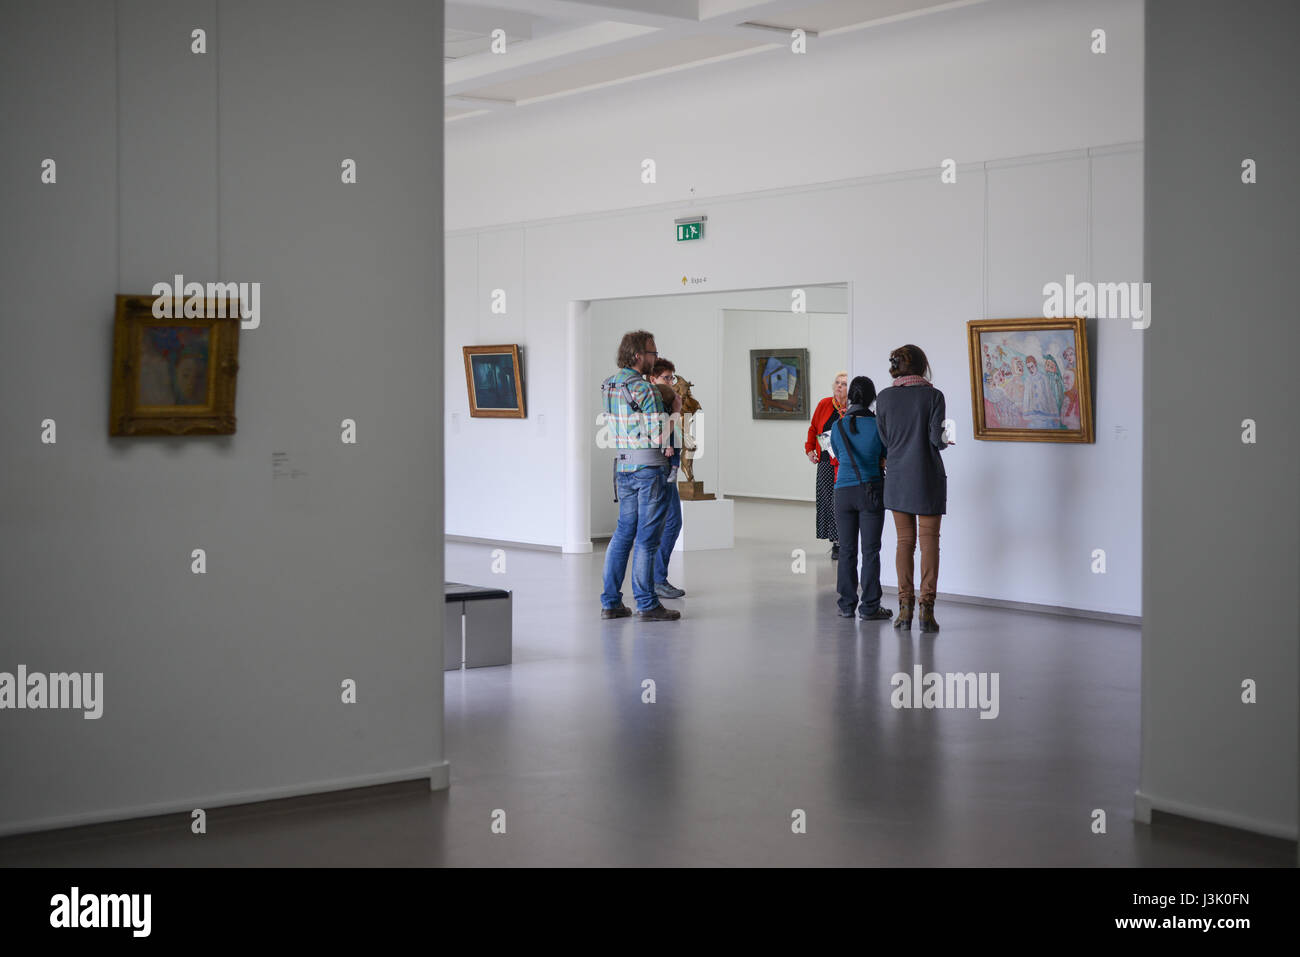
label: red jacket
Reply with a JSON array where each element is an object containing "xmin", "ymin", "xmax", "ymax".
[{"xmin": 806, "ymin": 396, "xmax": 845, "ymax": 480}]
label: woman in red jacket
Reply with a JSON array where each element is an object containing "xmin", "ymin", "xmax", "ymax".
[{"xmin": 806, "ymin": 371, "xmax": 849, "ymax": 559}]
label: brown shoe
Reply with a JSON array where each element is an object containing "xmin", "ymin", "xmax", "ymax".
[
  {"xmin": 636, "ymin": 604, "xmax": 681, "ymax": 622},
  {"xmin": 601, "ymin": 604, "xmax": 632, "ymax": 619},
  {"xmin": 894, "ymin": 598, "xmax": 914, "ymax": 630},
  {"xmin": 918, "ymin": 601, "xmax": 940, "ymax": 634}
]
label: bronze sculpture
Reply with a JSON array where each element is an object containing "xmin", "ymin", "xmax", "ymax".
[{"xmin": 672, "ymin": 376, "xmax": 713, "ymax": 500}]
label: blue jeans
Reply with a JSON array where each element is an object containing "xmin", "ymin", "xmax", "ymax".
[
  {"xmin": 654, "ymin": 481, "xmax": 682, "ymax": 584},
  {"xmin": 601, "ymin": 465, "xmax": 670, "ymax": 612}
]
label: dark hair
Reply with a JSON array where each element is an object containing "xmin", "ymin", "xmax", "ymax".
[
  {"xmin": 651, "ymin": 357, "xmax": 675, "ymax": 377},
  {"xmin": 617, "ymin": 330, "xmax": 655, "ymax": 370},
  {"xmin": 846, "ymin": 376, "xmax": 876, "ymax": 433},
  {"xmin": 888, "ymin": 344, "xmax": 931, "ymax": 380}
]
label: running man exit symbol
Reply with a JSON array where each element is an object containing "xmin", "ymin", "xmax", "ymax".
[{"xmin": 674, "ymin": 213, "xmax": 707, "ymax": 242}]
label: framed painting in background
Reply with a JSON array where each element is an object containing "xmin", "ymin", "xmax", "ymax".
[
  {"xmin": 109, "ymin": 294, "xmax": 240, "ymax": 435},
  {"xmin": 463, "ymin": 344, "xmax": 526, "ymax": 418},
  {"xmin": 967, "ymin": 316, "xmax": 1094, "ymax": 442},
  {"xmin": 750, "ymin": 348, "xmax": 810, "ymax": 420}
]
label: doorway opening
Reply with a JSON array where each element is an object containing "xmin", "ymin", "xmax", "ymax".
[{"xmin": 577, "ymin": 282, "xmax": 852, "ymax": 561}]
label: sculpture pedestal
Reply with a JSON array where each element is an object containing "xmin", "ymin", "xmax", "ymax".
[
  {"xmin": 672, "ymin": 498, "xmax": 734, "ymax": 552},
  {"xmin": 678, "ymin": 480, "xmax": 715, "ymax": 501}
]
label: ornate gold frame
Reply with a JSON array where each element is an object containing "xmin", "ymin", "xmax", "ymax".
[
  {"xmin": 463, "ymin": 344, "xmax": 526, "ymax": 419},
  {"xmin": 109, "ymin": 294, "xmax": 240, "ymax": 436},
  {"xmin": 967, "ymin": 316, "xmax": 1094, "ymax": 443}
]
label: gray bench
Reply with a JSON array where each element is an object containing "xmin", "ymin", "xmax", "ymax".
[{"xmin": 444, "ymin": 582, "xmax": 512, "ymax": 670}]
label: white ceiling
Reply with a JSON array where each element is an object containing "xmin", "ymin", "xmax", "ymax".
[{"xmin": 445, "ymin": 0, "xmax": 992, "ymax": 121}]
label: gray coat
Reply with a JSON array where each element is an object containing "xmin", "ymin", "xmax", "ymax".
[{"xmin": 875, "ymin": 384, "xmax": 950, "ymax": 515}]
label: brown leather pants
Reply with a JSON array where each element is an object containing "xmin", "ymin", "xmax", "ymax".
[{"xmin": 893, "ymin": 512, "xmax": 941, "ymax": 603}]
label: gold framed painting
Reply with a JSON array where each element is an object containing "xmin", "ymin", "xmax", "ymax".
[
  {"xmin": 967, "ymin": 316, "xmax": 1093, "ymax": 443},
  {"xmin": 109, "ymin": 294, "xmax": 240, "ymax": 436},
  {"xmin": 463, "ymin": 344, "xmax": 526, "ymax": 418}
]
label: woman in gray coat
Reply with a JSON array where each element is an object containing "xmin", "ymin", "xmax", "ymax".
[{"xmin": 875, "ymin": 344, "xmax": 955, "ymax": 633}]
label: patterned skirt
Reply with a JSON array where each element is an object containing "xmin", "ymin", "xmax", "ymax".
[{"xmin": 815, "ymin": 455, "xmax": 838, "ymax": 541}]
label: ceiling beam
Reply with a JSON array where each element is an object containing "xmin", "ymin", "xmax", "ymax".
[
  {"xmin": 446, "ymin": 20, "xmax": 662, "ymax": 95},
  {"xmin": 445, "ymin": 0, "xmax": 808, "ymax": 97},
  {"xmin": 815, "ymin": 0, "xmax": 992, "ymax": 39},
  {"xmin": 446, "ymin": 94, "xmax": 517, "ymax": 111},
  {"xmin": 697, "ymin": 0, "xmax": 827, "ymax": 26},
  {"xmin": 572, "ymin": 0, "xmax": 702, "ymax": 20},
  {"xmin": 733, "ymin": 21, "xmax": 819, "ymax": 38},
  {"xmin": 446, "ymin": 0, "xmax": 997, "ymax": 121},
  {"xmin": 447, "ymin": 0, "xmax": 703, "ymax": 30},
  {"xmin": 445, "ymin": 3, "xmax": 539, "ymax": 38}
]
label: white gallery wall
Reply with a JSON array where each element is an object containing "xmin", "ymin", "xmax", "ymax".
[
  {"xmin": 446, "ymin": 0, "xmax": 1144, "ymax": 616},
  {"xmin": 0, "ymin": 0, "xmax": 445, "ymax": 835},
  {"xmin": 586, "ymin": 287, "xmax": 847, "ymax": 537}
]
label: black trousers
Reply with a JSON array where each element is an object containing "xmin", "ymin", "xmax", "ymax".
[{"xmin": 833, "ymin": 481, "xmax": 885, "ymax": 615}]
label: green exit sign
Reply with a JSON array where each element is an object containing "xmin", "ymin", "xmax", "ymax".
[{"xmin": 675, "ymin": 217, "xmax": 705, "ymax": 242}]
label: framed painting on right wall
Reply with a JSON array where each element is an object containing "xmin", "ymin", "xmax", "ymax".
[{"xmin": 967, "ymin": 316, "xmax": 1094, "ymax": 443}]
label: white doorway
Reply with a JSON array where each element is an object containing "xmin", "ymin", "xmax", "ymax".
[{"xmin": 577, "ymin": 283, "xmax": 852, "ymax": 545}]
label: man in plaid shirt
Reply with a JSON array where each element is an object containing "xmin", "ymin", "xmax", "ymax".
[{"xmin": 600, "ymin": 330, "xmax": 681, "ymax": 622}]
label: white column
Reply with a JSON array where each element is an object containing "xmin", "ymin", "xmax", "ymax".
[{"xmin": 563, "ymin": 300, "xmax": 593, "ymax": 553}]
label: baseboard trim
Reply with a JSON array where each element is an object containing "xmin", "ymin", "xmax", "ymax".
[
  {"xmin": 492, "ymin": 538, "xmax": 1139, "ymax": 623},
  {"xmin": 880, "ymin": 586, "xmax": 1141, "ymax": 625},
  {"xmin": 1133, "ymin": 788, "xmax": 1298, "ymax": 841},
  {"xmin": 0, "ymin": 761, "xmax": 451, "ymax": 839},
  {"xmin": 446, "ymin": 534, "xmax": 562, "ymax": 552},
  {"xmin": 726, "ymin": 493, "xmax": 816, "ymax": 505},
  {"xmin": 429, "ymin": 761, "xmax": 451, "ymax": 791}
]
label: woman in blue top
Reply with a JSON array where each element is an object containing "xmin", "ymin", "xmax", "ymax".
[{"xmin": 829, "ymin": 376, "xmax": 892, "ymax": 621}]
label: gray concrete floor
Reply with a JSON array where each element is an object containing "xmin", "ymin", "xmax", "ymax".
[{"xmin": 0, "ymin": 501, "xmax": 1292, "ymax": 866}]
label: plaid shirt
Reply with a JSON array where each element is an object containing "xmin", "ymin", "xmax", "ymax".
[{"xmin": 604, "ymin": 367, "xmax": 668, "ymax": 472}]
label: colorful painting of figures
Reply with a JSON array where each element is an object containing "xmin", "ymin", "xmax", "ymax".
[
  {"xmin": 110, "ymin": 295, "xmax": 240, "ymax": 436},
  {"xmin": 138, "ymin": 326, "xmax": 212, "ymax": 407},
  {"xmin": 750, "ymin": 348, "xmax": 810, "ymax": 420},
  {"xmin": 967, "ymin": 317, "xmax": 1094, "ymax": 443}
]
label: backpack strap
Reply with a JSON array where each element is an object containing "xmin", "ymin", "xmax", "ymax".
[
  {"xmin": 836, "ymin": 419, "xmax": 867, "ymax": 486},
  {"xmin": 601, "ymin": 371, "xmax": 647, "ymax": 415}
]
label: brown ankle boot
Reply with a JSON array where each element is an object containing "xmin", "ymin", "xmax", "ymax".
[
  {"xmin": 894, "ymin": 598, "xmax": 913, "ymax": 629},
  {"xmin": 918, "ymin": 601, "xmax": 939, "ymax": 633}
]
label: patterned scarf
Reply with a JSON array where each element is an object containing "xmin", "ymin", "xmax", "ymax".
[{"xmin": 892, "ymin": 375, "xmax": 931, "ymax": 387}]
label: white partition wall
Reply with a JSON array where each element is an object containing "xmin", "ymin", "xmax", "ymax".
[
  {"xmin": 1139, "ymin": 0, "xmax": 1299, "ymax": 841},
  {"xmin": 0, "ymin": 0, "xmax": 446, "ymax": 836}
]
